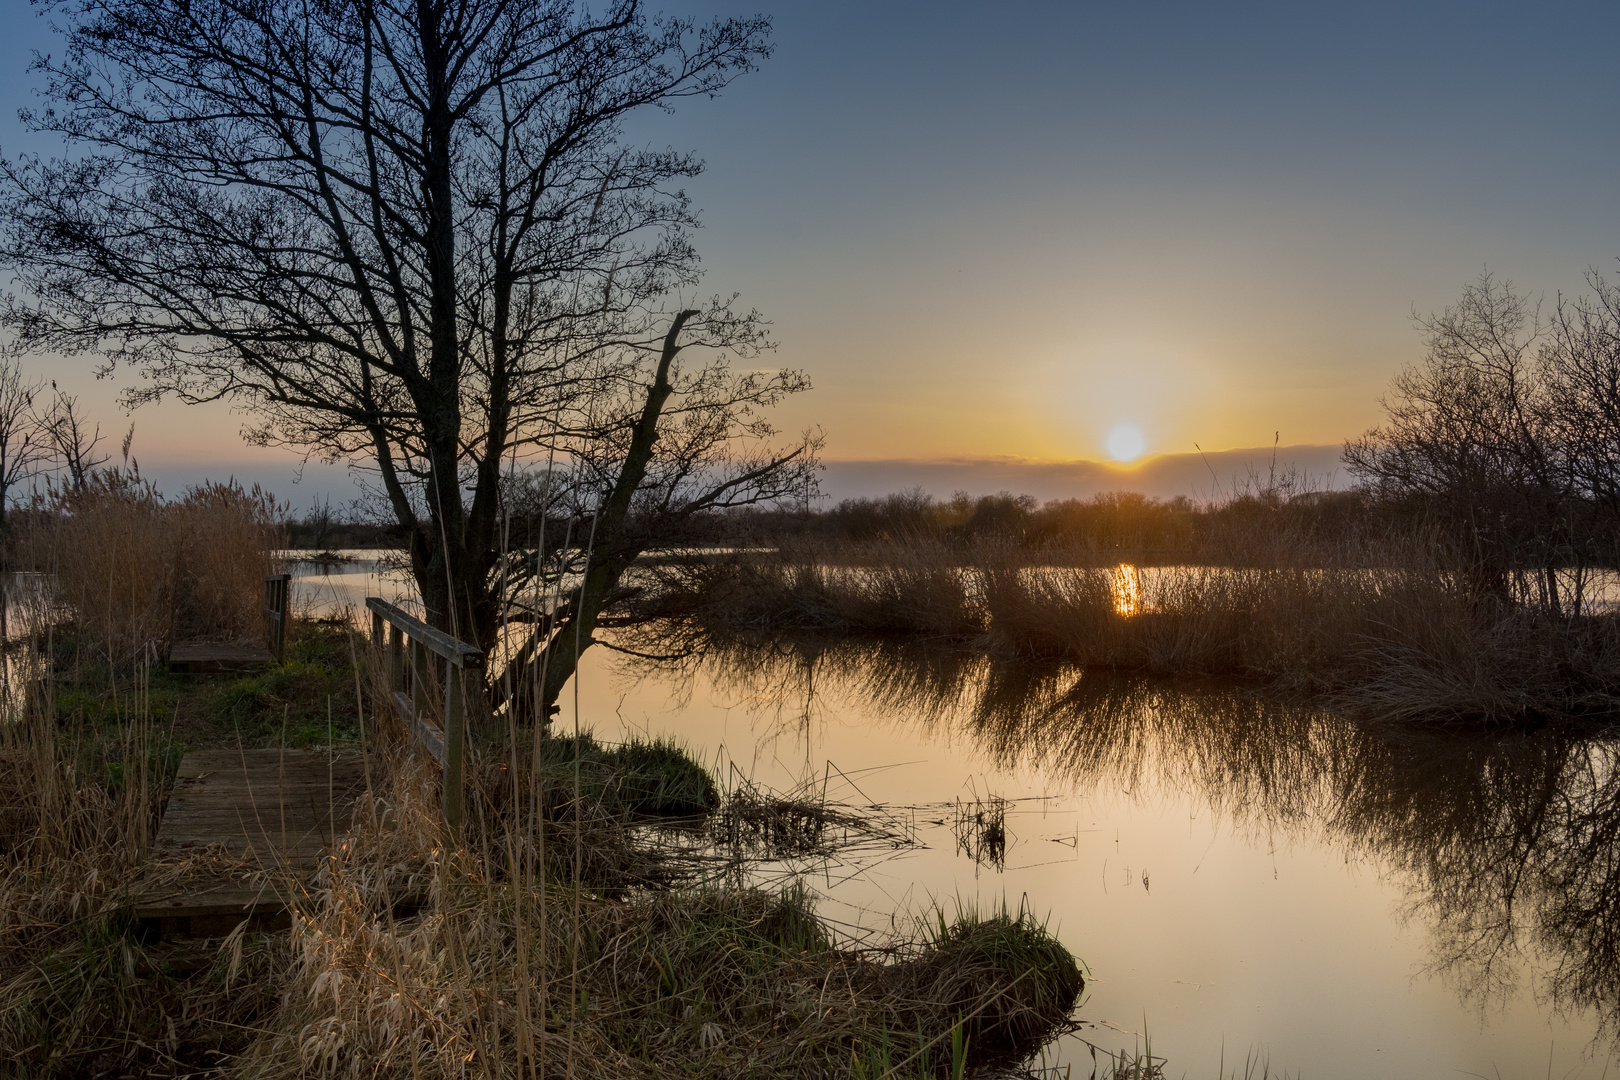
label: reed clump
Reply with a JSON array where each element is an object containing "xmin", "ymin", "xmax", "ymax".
[
  {"xmin": 889, "ymin": 903, "xmax": 1086, "ymax": 1062},
  {"xmin": 649, "ymin": 539, "xmax": 984, "ymax": 639},
  {"xmin": 240, "ymin": 738, "xmax": 1084, "ymax": 1079},
  {"xmin": 535, "ymin": 730, "xmax": 721, "ymax": 816},
  {"xmin": 20, "ymin": 472, "xmax": 283, "ymax": 665},
  {"xmin": 650, "ymin": 537, "xmax": 1620, "ymax": 725}
]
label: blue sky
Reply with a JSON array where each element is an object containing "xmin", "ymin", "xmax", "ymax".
[{"xmin": 2, "ymin": 0, "xmax": 1617, "ymax": 506}]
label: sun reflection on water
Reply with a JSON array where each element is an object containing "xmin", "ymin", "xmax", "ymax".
[{"xmin": 1112, "ymin": 563, "xmax": 1141, "ymax": 616}]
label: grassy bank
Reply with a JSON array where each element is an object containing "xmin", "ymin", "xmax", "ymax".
[
  {"xmin": 0, "ymin": 663, "xmax": 1087, "ymax": 1078},
  {"xmin": 4, "ymin": 587, "xmax": 1085, "ymax": 1077}
]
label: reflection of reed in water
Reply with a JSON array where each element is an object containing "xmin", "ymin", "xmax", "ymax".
[
  {"xmin": 952, "ymin": 793, "xmax": 1008, "ymax": 872},
  {"xmin": 637, "ymin": 544, "xmax": 1620, "ymax": 724},
  {"xmin": 1111, "ymin": 564, "xmax": 1142, "ymax": 617},
  {"xmin": 621, "ymin": 631, "xmax": 1620, "ymax": 1043}
]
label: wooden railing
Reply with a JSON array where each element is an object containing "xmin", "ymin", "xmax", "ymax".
[{"xmin": 367, "ymin": 597, "xmax": 484, "ymax": 830}]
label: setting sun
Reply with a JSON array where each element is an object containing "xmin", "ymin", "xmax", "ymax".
[{"xmin": 1106, "ymin": 424, "xmax": 1145, "ymax": 461}]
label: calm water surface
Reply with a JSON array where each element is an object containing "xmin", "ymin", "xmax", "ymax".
[{"xmin": 291, "ymin": 554, "xmax": 1620, "ymax": 1078}]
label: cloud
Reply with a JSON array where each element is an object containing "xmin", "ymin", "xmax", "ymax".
[{"xmin": 820, "ymin": 445, "xmax": 1348, "ymax": 504}]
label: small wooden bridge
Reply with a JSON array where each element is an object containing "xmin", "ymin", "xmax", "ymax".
[
  {"xmin": 136, "ymin": 594, "xmax": 481, "ymax": 939},
  {"xmin": 134, "ymin": 748, "xmax": 368, "ymax": 937}
]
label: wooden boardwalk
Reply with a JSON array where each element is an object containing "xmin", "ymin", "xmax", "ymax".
[
  {"xmin": 135, "ymin": 748, "xmax": 367, "ymax": 938},
  {"xmin": 168, "ymin": 641, "xmax": 275, "ymax": 674}
]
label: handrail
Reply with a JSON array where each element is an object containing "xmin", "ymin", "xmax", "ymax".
[
  {"xmin": 367, "ymin": 597, "xmax": 483, "ymax": 831},
  {"xmin": 365, "ymin": 597, "xmax": 484, "ymax": 668}
]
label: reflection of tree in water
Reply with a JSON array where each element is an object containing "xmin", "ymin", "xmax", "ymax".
[{"xmin": 623, "ymin": 630, "xmax": 1620, "ymax": 1039}]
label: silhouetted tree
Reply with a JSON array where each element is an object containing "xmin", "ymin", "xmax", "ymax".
[
  {"xmin": 1541, "ymin": 270, "xmax": 1620, "ymax": 576},
  {"xmin": 0, "ymin": 0, "xmax": 816, "ymax": 715},
  {"xmin": 40, "ymin": 386, "xmax": 108, "ymax": 495},
  {"xmin": 1345, "ymin": 273, "xmax": 1573, "ymax": 608},
  {"xmin": 0, "ymin": 351, "xmax": 46, "ymax": 539}
]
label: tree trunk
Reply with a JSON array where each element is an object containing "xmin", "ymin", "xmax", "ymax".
[{"xmin": 509, "ymin": 310, "xmax": 701, "ymax": 723}]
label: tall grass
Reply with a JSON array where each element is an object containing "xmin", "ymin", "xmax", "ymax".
[
  {"xmin": 645, "ymin": 535, "xmax": 1620, "ymax": 725},
  {"xmin": 1, "ymin": 516, "xmax": 1090, "ymax": 1077},
  {"xmin": 0, "ymin": 599, "xmax": 219, "ymax": 1075},
  {"xmin": 19, "ymin": 470, "xmax": 284, "ymax": 664}
]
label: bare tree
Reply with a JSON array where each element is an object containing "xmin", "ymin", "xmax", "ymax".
[
  {"xmin": 0, "ymin": 0, "xmax": 816, "ymax": 712},
  {"xmin": 0, "ymin": 350, "xmax": 46, "ymax": 540},
  {"xmin": 1540, "ymin": 271, "xmax": 1620, "ymax": 566},
  {"xmin": 497, "ymin": 308, "xmax": 820, "ymax": 718},
  {"xmin": 1344, "ymin": 273, "xmax": 1573, "ymax": 608},
  {"xmin": 39, "ymin": 385, "xmax": 109, "ymax": 495}
]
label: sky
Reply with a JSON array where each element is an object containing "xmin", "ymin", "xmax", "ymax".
[{"xmin": 3, "ymin": 0, "xmax": 1619, "ymax": 510}]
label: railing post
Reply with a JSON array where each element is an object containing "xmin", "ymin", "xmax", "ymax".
[
  {"xmin": 443, "ymin": 663, "xmax": 464, "ymax": 831},
  {"xmin": 412, "ymin": 637, "xmax": 428, "ymax": 717},
  {"xmin": 388, "ymin": 624, "xmax": 403, "ymax": 693},
  {"xmin": 364, "ymin": 597, "xmax": 482, "ymax": 836},
  {"xmin": 264, "ymin": 573, "xmax": 290, "ymax": 662}
]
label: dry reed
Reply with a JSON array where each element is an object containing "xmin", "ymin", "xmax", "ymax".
[
  {"xmin": 20, "ymin": 471, "xmax": 284, "ymax": 664},
  {"xmin": 648, "ymin": 537, "xmax": 1620, "ymax": 725},
  {"xmin": 3, "ymin": 585, "xmax": 1086, "ymax": 1078},
  {"xmin": 212, "ymin": 692, "xmax": 1084, "ymax": 1079},
  {"xmin": 0, "ymin": 603, "xmax": 289, "ymax": 1077}
]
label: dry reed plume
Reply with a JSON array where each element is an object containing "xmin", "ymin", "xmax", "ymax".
[{"xmin": 20, "ymin": 471, "xmax": 284, "ymax": 664}]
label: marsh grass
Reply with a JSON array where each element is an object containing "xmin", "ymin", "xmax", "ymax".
[
  {"xmin": 650, "ymin": 539, "xmax": 984, "ymax": 640},
  {"xmin": 650, "ymin": 538, "xmax": 1620, "ymax": 725},
  {"xmin": 709, "ymin": 768, "xmax": 918, "ymax": 865},
  {"xmin": 48, "ymin": 616, "xmax": 362, "ymax": 750},
  {"xmin": 951, "ymin": 794, "xmax": 1009, "ymax": 872},
  {"xmin": 535, "ymin": 730, "xmax": 720, "ymax": 816},
  {"xmin": 0, "ymin": 613, "xmax": 296, "ymax": 1078},
  {"xmin": 166, "ymin": 682, "xmax": 1080, "ymax": 1080},
  {"xmin": 19, "ymin": 471, "xmax": 283, "ymax": 665},
  {"xmin": 2, "ymin": 489, "xmax": 1090, "ymax": 1078}
]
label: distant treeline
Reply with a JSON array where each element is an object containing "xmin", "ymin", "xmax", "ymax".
[
  {"xmin": 282, "ymin": 518, "xmax": 405, "ymax": 549},
  {"xmin": 281, "ymin": 486, "xmax": 1381, "ymax": 561},
  {"xmin": 706, "ymin": 486, "xmax": 1379, "ymax": 560}
]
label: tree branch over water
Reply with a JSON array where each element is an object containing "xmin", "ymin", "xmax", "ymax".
[{"xmin": 0, "ymin": 0, "xmax": 818, "ymax": 714}]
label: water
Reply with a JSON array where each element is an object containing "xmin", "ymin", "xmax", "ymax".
[
  {"xmin": 282, "ymin": 550, "xmax": 416, "ymax": 615},
  {"xmin": 289, "ymin": 555, "xmax": 1620, "ymax": 1078},
  {"xmin": 560, "ymin": 646, "xmax": 1620, "ymax": 1078}
]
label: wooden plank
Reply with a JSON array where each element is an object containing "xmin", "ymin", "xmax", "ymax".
[
  {"xmin": 149, "ymin": 749, "xmax": 365, "ymax": 870},
  {"xmin": 133, "ymin": 881, "xmax": 286, "ymax": 921},
  {"xmin": 136, "ymin": 748, "xmax": 368, "ymax": 937},
  {"xmin": 169, "ymin": 641, "xmax": 274, "ymax": 674},
  {"xmin": 394, "ymin": 690, "xmax": 448, "ymax": 765}
]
